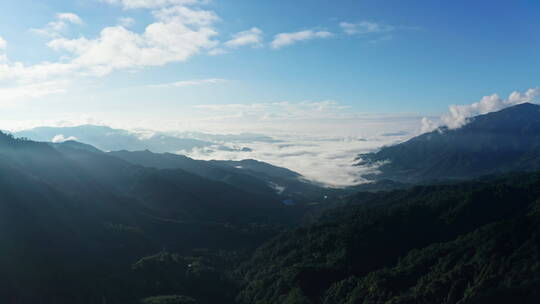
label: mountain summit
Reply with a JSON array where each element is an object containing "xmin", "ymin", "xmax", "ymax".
[{"xmin": 358, "ymin": 103, "xmax": 540, "ymax": 183}]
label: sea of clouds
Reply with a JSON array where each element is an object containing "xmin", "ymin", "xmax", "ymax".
[{"xmin": 180, "ymin": 133, "xmax": 412, "ymax": 187}]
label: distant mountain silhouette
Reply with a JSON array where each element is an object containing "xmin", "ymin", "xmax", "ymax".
[
  {"xmin": 15, "ymin": 125, "xmax": 212, "ymax": 153},
  {"xmin": 358, "ymin": 103, "xmax": 540, "ymax": 183}
]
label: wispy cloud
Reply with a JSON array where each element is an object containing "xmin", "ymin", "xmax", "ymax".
[
  {"xmin": 340, "ymin": 21, "xmax": 394, "ymax": 35},
  {"xmin": 149, "ymin": 78, "xmax": 226, "ymax": 88},
  {"xmin": 271, "ymin": 30, "xmax": 332, "ymax": 49},
  {"xmin": 30, "ymin": 13, "xmax": 84, "ymax": 37},
  {"xmin": 224, "ymin": 27, "xmax": 263, "ymax": 48},
  {"xmin": 57, "ymin": 13, "xmax": 84, "ymax": 25}
]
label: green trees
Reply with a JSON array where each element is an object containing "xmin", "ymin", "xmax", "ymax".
[{"xmin": 237, "ymin": 173, "xmax": 540, "ymax": 303}]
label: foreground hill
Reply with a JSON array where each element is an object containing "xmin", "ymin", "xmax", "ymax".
[
  {"xmin": 358, "ymin": 103, "xmax": 540, "ymax": 183},
  {"xmin": 0, "ymin": 132, "xmax": 301, "ymax": 303},
  {"xmin": 237, "ymin": 172, "xmax": 540, "ymax": 304}
]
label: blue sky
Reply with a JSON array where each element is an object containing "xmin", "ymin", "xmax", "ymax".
[{"xmin": 0, "ymin": 0, "xmax": 539, "ymax": 133}]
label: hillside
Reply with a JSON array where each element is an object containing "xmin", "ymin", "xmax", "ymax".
[
  {"xmin": 237, "ymin": 172, "xmax": 540, "ymax": 304},
  {"xmin": 358, "ymin": 103, "xmax": 540, "ymax": 183},
  {"xmin": 0, "ymin": 132, "xmax": 299, "ymax": 304}
]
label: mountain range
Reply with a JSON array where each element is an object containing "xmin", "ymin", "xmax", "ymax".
[
  {"xmin": 0, "ymin": 131, "xmax": 325, "ymax": 303},
  {"xmin": 14, "ymin": 125, "xmax": 270, "ymax": 154},
  {"xmin": 2, "ymin": 103, "xmax": 540, "ymax": 303}
]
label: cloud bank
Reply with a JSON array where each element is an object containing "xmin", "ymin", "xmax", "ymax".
[{"xmin": 183, "ymin": 133, "xmax": 408, "ymax": 187}]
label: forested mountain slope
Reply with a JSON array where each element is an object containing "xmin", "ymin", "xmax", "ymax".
[
  {"xmin": 358, "ymin": 103, "xmax": 540, "ymax": 183},
  {"xmin": 0, "ymin": 132, "xmax": 299, "ymax": 304},
  {"xmin": 237, "ymin": 172, "xmax": 540, "ymax": 304}
]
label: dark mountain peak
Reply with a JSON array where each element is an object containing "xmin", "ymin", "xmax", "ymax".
[
  {"xmin": 51, "ymin": 140, "xmax": 103, "ymax": 154},
  {"xmin": 465, "ymin": 102, "xmax": 540, "ymax": 129},
  {"xmin": 500, "ymin": 102, "xmax": 539, "ymax": 111},
  {"xmin": 358, "ymin": 102, "xmax": 540, "ymax": 183}
]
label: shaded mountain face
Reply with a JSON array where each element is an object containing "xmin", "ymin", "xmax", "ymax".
[
  {"xmin": 0, "ymin": 132, "xmax": 299, "ymax": 303},
  {"xmin": 238, "ymin": 172, "xmax": 540, "ymax": 304},
  {"xmin": 109, "ymin": 150, "xmax": 332, "ymax": 201},
  {"xmin": 358, "ymin": 103, "xmax": 540, "ymax": 183},
  {"xmin": 15, "ymin": 125, "xmax": 212, "ymax": 153}
]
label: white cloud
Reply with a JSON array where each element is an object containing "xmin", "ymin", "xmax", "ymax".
[
  {"xmin": 340, "ymin": 21, "xmax": 394, "ymax": 35},
  {"xmin": 1, "ymin": 5, "xmax": 218, "ymax": 84},
  {"xmin": 0, "ymin": 36, "xmax": 7, "ymax": 50},
  {"xmin": 441, "ymin": 87, "xmax": 540, "ymax": 129},
  {"xmin": 420, "ymin": 117, "xmax": 438, "ymax": 133},
  {"xmin": 30, "ymin": 13, "xmax": 84, "ymax": 37},
  {"xmin": 149, "ymin": 78, "xmax": 226, "ymax": 88},
  {"xmin": 0, "ymin": 4, "xmax": 218, "ymax": 103},
  {"xmin": 57, "ymin": 13, "xmax": 84, "ymax": 25},
  {"xmin": 271, "ymin": 30, "xmax": 332, "ymax": 49},
  {"xmin": 418, "ymin": 87, "xmax": 540, "ymax": 133},
  {"xmin": 52, "ymin": 134, "xmax": 78, "ymax": 143},
  {"xmin": 100, "ymin": 0, "xmax": 200, "ymax": 9},
  {"xmin": 224, "ymin": 27, "xmax": 263, "ymax": 48},
  {"xmin": 152, "ymin": 4, "xmax": 218, "ymax": 25}
]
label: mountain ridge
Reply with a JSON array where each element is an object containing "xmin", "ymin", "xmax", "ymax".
[{"xmin": 358, "ymin": 103, "xmax": 540, "ymax": 183}]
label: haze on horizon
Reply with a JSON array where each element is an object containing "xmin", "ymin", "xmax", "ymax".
[{"xmin": 0, "ymin": 0, "xmax": 539, "ymax": 186}]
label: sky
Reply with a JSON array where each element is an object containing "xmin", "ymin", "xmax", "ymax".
[
  {"xmin": 1, "ymin": 0, "xmax": 539, "ymax": 186},
  {"xmin": 0, "ymin": 0, "xmax": 538, "ymax": 134}
]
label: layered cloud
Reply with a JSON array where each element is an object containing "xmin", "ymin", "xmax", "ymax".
[{"xmin": 271, "ymin": 30, "xmax": 332, "ymax": 49}]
